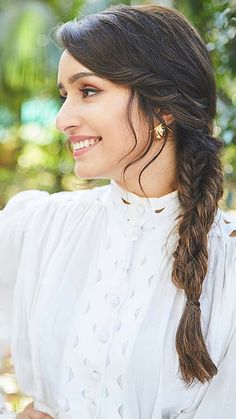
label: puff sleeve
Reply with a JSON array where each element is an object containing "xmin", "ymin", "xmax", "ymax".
[{"xmin": 0, "ymin": 190, "xmax": 49, "ymax": 417}]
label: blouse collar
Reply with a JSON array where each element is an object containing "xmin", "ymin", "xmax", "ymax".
[{"xmin": 108, "ymin": 180, "xmax": 180, "ymax": 229}]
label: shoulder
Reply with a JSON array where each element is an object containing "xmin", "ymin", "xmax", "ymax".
[
  {"xmin": 1, "ymin": 184, "xmax": 111, "ymax": 238},
  {"xmin": 2, "ymin": 189, "xmax": 49, "ymax": 214},
  {"xmin": 210, "ymin": 208, "xmax": 236, "ymax": 241},
  {"xmin": 207, "ymin": 209, "xmax": 236, "ymax": 291},
  {"xmin": 45, "ymin": 183, "xmax": 110, "ymax": 207},
  {"xmin": 3, "ymin": 183, "xmax": 110, "ymax": 215},
  {"xmin": 200, "ymin": 210, "xmax": 236, "ymax": 349},
  {"xmin": 219, "ymin": 210, "xmax": 236, "ymax": 284},
  {"xmin": 208, "ymin": 209, "xmax": 236, "ymax": 309},
  {"xmin": 210, "ymin": 208, "xmax": 236, "ymax": 263}
]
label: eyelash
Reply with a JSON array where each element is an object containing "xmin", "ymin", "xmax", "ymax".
[{"xmin": 60, "ymin": 87, "xmax": 98, "ymax": 102}]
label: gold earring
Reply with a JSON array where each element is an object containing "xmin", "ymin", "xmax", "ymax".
[
  {"xmin": 149, "ymin": 123, "xmax": 172, "ymax": 140},
  {"xmin": 154, "ymin": 123, "xmax": 166, "ymax": 139}
]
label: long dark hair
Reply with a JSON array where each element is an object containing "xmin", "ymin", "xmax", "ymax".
[{"xmin": 56, "ymin": 4, "xmax": 224, "ymax": 385}]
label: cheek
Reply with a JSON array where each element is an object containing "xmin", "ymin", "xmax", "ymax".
[
  {"xmin": 101, "ymin": 126, "xmax": 134, "ymax": 157},
  {"xmin": 94, "ymin": 93, "xmax": 147, "ymax": 155},
  {"xmin": 116, "ymin": 117, "xmax": 148, "ymax": 155}
]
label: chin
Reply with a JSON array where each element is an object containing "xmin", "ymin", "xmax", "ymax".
[{"xmin": 74, "ymin": 165, "xmax": 104, "ymax": 180}]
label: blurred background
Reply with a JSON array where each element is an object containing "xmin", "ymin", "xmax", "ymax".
[{"xmin": 0, "ymin": 0, "xmax": 236, "ymax": 414}]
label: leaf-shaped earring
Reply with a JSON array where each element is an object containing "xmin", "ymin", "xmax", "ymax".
[{"xmin": 149, "ymin": 123, "xmax": 172, "ymax": 140}]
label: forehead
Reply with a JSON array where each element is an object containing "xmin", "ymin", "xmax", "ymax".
[
  {"xmin": 58, "ymin": 51, "xmax": 90, "ymax": 79},
  {"xmin": 58, "ymin": 50, "xmax": 107, "ymax": 87},
  {"xmin": 58, "ymin": 51, "xmax": 89, "ymax": 75}
]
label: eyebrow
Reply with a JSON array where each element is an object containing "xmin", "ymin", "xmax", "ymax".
[{"xmin": 57, "ymin": 72, "xmax": 97, "ymax": 89}]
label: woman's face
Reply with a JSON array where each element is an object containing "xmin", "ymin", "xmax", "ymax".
[{"xmin": 56, "ymin": 51, "xmax": 155, "ymax": 182}]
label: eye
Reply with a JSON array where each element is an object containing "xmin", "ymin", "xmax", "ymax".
[
  {"xmin": 59, "ymin": 87, "xmax": 99, "ymax": 103},
  {"xmin": 59, "ymin": 94, "xmax": 67, "ymax": 103},
  {"xmin": 79, "ymin": 87, "xmax": 98, "ymax": 98}
]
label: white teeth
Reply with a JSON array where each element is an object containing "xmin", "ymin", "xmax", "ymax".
[{"xmin": 73, "ymin": 138, "xmax": 101, "ymax": 151}]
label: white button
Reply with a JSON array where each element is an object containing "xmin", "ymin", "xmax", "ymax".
[
  {"xmin": 125, "ymin": 225, "xmax": 141, "ymax": 240},
  {"xmin": 137, "ymin": 204, "xmax": 145, "ymax": 215},
  {"xmin": 87, "ymin": 399, "xmax": 96, "ymax": 413},
  {"xmin": 132, "ymin": 225, "xmax": 140, "ymax": 234},
  {"xmin": 110, "ymin": 295, "xmax": 120, "ymax": 307},
  {"xmin": 115, "ymin": 318, "xmax": 122, "ymax": 332},
  {"xmin": 116, "ymin": 258, "xmax": 130, "ymax": 272},
  {"xmin": 97, "ymin": 330, "xmax": 109, "ymax": 343},
  {"xmin": 64, "ymin": 398, "xmax": 70, "ymax": 412},
  {"xmin": 121, "ymin": 259, "xmax": 131, "ymax": 271},
  {"xmin": 82, "ymin": 388, "xmax": 92, "ymax": 399},
  {"xmin": 107, "ymin": 294, "xmax": 120, "ymax": 307},
  {"xmin": 90, "ymin": 370, "xmax": 101, "ymax": 382}
]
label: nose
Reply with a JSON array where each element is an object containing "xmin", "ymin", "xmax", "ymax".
[{"xmin": 55, "ymin": 100, "xmax": 81, "ymax": 133}]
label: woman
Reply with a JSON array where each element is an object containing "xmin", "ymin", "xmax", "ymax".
[{"xmin": 0, "ymin": 4, "xmax": 236, "ymax": 419}]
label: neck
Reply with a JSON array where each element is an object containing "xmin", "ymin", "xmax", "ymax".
[
  {"xmin": 113, "ymin": 143, "xmax": 177, "ymax": 198},
  {"xmin": 114, "ymin": 178, "xmax": 177, "ymax": 198}
]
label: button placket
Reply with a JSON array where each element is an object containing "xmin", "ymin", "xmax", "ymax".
[
  {"xmin": 123, "ymin": 205, "xmax": 146, "ymax": 241},
  {"xmin": 97, "ymin": 250, "xmax": 134, "ymax": 417},
  {"xmin": 63, "ymin": 210, "xmax": 138, "ymax": 419}
]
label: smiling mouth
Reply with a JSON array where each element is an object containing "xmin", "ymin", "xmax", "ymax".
[{"xmin": 72, "ymin": 137, "xmax": 102, "ymax": 157}]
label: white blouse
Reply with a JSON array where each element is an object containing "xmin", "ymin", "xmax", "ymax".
[{"xmin": 0, "ymin": 180, "xmax": 236, "ymax": 419}]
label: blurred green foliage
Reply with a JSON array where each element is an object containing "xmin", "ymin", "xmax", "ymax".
[
  {"xmin": 176, "ymin": 0, "xmax": 236, "ymax": 208},
  {"xmin": 0, "ymin": 0, "xmax": 236, "ymax": 209}
]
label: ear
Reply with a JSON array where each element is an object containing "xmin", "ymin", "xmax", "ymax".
[
  {"xmin": 154, "ymin": 109, "xmax": 175, "ymax": 127},
  {"xmin": 162, "ymin": 112, "xmax": 175, "ymax": 126}
]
